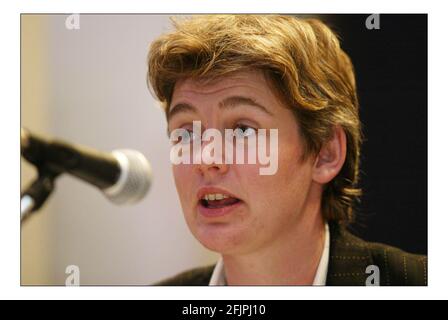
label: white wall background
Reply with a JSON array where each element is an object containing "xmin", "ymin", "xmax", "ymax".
[{"xmin": 21, "ymin": 14, "xmax": 218, "ymax": 285}]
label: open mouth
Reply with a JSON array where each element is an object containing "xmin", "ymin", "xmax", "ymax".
[
  {"xmin": 199, "ymin": 198, "xmax": 241, "ymax": 209},
  {"xmin": 197, "ymin": 189, "xmax": 243, "ymax": 217},
  {"xmin": 199, "ymin": 195, "xmax": 241, "ymax": 209}
]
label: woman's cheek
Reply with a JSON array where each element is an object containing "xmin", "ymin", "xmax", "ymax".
[
  {"xmin": 172, "ymin": 165, "xmax": 194, "ymax": 208},
  {"xmin": 235, "ymin": 163, "xmax": 275, "ymax": 210}
]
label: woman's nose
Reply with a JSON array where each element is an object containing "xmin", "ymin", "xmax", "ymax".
[{"xmin": 195, "ymin": 137, "xmax": 230, "ymax": 180}]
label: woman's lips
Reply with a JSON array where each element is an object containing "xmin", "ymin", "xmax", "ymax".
[
  {"xmin": 198, "ymin": 198, "xmax": 243, "ymax": 218},
  {"xmin": 202, "ymin": 197, "xmax": 240, "ymax": 208},
  {"xmin": 196, "ymin": 186, "xmax": 243, "ymax": 218}
]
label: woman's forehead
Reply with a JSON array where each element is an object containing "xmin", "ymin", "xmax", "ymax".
[{"xmin": 173, "ymin": 70, "xmax": 269, "ymax": 96}]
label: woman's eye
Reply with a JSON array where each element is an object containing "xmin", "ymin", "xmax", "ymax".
[
  {"xmin": 179, "ymin": 129, "xmax": 199, "ymax": 144},
  {"xmin": 170, "ymin": 128, "xmax": 198, "ymax": 144},
  {"xmin": 234, "ymin": 125, "xmax": 257, "ymax": 139}
]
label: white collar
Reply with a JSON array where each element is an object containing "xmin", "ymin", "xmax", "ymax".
[{"xmin": 209, "ymin": 223, "xmax": 330, "ymax": 285}]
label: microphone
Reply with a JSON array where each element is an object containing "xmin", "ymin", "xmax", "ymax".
[{"xmin": 21, "ymin": 128, "xmax": 152, "ymax": 207}]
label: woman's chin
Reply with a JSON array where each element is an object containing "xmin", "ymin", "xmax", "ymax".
[{"xmin": 194, "ymin": 223, "xmax": 249, "ymax": 255}]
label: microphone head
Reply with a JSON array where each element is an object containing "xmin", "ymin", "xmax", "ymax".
[{"xmin": 103, "ymin": 149, "xmax": 152, "ymax": 205}]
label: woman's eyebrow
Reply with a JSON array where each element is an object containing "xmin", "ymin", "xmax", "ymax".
[
  {"xmin": 167, "ymin": 95, "xmax": 273, "ymax": 122},
  {"xmin": 219, "ymin": 96, "xmax": 273, "ymax": 116},
  {"xmin": 167, "ymin": 103, "xmax": 198, "ymax": 122}
]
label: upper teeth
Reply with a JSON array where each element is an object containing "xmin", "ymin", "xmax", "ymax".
[{"xmin": 203, "ymin": 193, "xmax": 229, "ymax": 201}]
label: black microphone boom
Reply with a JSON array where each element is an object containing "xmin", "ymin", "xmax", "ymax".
[
  {"xmin": 21, "ymin": 128, "xmax": 121, "ymax": 189},
  {"xmin": 21, "ymin": 128, "xmax": 152, "ymax": 219}
]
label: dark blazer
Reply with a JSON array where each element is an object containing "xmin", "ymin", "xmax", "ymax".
[{"xmin": 155, "ymin": 223, "xmax": 427, "ymax": 286}]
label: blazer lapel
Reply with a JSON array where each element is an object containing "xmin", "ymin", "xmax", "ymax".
[{"xmin": 326, "ymin": 222, "xmax": 375, "ymax": 286}]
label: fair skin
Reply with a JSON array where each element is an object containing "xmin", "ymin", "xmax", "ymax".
[{"xmin": 167, "ymin": 70, "xmax": 346, "ymax": 285}]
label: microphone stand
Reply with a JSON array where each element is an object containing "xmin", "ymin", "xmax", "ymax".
[
  {"xmin": 21, "ymin": 128, "xmax": 61, "ymax": 223},
  {"xmin": 21, "ymin": 167, "xmax": 60, "ymax": 223}
]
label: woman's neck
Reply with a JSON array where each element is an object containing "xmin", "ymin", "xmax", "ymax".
[{"xmin": 223, "ymin": 210, "xmax": 326, "ymax": 285}]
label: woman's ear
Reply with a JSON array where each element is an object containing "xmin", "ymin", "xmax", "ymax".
[{"xmin": 312, "ymin": 126, "xmax": 347, "ymax": 184}]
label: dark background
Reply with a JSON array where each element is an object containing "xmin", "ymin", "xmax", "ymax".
[{"xmin": 319, "ymin": 14, "xmax": 427, "ymax": 255}]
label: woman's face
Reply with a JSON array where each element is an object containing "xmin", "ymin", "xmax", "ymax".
[{"xmin": 167, "ymin": 70, "xmax": 316, "ymax": 255}]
